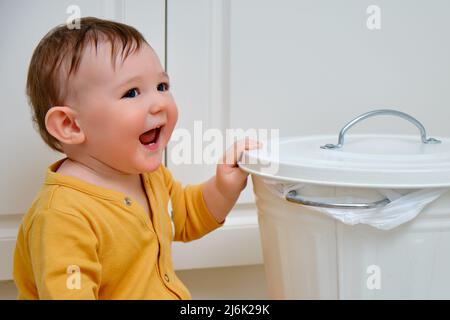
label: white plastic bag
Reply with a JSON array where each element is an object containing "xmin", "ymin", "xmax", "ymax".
[{"xmin": 263, "ymin": 179, "xmax": 447, "ymax": 230}]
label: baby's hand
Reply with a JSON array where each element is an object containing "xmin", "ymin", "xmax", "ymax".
[
  {"xmin": 201, "ymin": 138, "xmax": 262, "ymax": 223},
  {"xmin": 216, "ymin": 138, "xmax": 262, "ymax": 200}
]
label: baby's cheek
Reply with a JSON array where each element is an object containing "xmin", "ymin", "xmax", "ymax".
[
  {"xmin": 169, "ymin": 105, "xmax": 178, "ymax": 129},
  {"xmin": 170, "ymin": 104, "xmax": 178, "ymax": 123},
  {"xmin": 166, "ymin": 107, "xmax": 178, "ymax": 141}
]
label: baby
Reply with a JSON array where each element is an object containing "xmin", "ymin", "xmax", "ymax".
[{"xmin": 13, "ymin": 17, "xmax": 259, "ymax": 299}]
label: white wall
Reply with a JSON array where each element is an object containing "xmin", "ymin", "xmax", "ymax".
[{"xmin": 227, "ymin": 0, "xmax": 450, "ymax": 138}]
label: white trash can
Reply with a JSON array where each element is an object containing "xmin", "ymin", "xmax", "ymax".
[{"xmin": 239, "ymin": 110, "xmax": 450, "ymax": 299}]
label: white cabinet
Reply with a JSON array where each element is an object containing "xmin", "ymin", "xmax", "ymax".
[
  {"xmin": 166, "ymin": 0, "xmax": 262, "ymax": 270},
  {"xmin": 0, "ymin": 0, "xmax": 263, "ymax": 280},
  {"xmin": 0, "ymin": 0, "xmax": 167, "ymax": 280}
]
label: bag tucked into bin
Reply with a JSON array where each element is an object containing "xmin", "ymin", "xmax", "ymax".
[{"xmin": 264, "ymin": 179, "xmax": 447, "ymax": 230}]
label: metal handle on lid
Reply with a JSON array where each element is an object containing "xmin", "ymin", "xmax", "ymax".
[
  {"xmin": 321, "ymin": 109, "xmax": 441, "ymax": 150},
  {"xmin": 285, "ymin": 190, "xmax": 390, "ymax": 209}
]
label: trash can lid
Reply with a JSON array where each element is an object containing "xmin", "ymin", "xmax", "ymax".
[{"xmin": 239, "ymin": 134, "xmax": 450, "ymax": 188}]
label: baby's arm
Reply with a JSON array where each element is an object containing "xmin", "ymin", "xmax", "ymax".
[
  {"xmin": 202, "ymin": 139, "xmax": 261, "ymax": 223},
  {"xmin": 162, "ymin": 139, "xmax": 260, "ymax": 242}
]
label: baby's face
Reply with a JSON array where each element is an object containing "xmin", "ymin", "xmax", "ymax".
[{"xmin": 66, "ymin": 42, "xmax": 177, "ymax": 174}]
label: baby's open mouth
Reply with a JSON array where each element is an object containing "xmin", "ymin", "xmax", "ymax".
[{"xmin": 139, "ymin": 126, "xmax": 162, "ymax": 145}]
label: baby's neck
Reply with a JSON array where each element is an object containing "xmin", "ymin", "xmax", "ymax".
[{"xmin": 56, "ymin": 156, "xmax": 143, "ymax": 194}]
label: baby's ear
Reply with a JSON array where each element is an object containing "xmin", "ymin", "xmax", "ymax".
[{"xmin": 45, "ymin": 106, "xmax": 85, "ymax": 145}]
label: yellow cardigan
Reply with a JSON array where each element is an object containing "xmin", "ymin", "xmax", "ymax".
[{"xmin": 13, "ymin": 158, "xmax": 223, "ymax": 299}]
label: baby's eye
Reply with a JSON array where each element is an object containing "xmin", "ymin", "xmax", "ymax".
[
  {"xmin": 122, "ymin": 88, "xmax": 140, "ymax": 99},
  {"xmin": 157, "ymin": 82, "xmax": 170, "ymax": 92}
]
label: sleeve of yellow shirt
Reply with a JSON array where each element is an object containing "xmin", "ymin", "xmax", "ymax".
[
  {"xmin": 26, "ymin": 209, "xmax": 102, "ymax": 299},
  {"xmin": 161, "ymin": 165, "xmax": 224, "ymax": 242}
]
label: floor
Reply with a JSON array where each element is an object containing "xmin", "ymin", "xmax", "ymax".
[{"xmin": 0, "ymin": 264, "xmax": 268, "ymax": 300}]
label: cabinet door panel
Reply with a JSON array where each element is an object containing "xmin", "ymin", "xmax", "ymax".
[{"xmin": 0, "ymin": 0, "xmax": 165, "ymax": 279}]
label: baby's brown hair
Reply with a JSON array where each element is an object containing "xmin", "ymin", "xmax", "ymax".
[{"xmin": 26, "ymin": 17, "xmax": 148, "ymax": 153}]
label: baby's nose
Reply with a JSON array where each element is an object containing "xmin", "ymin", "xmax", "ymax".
[{"xmin": 148, "ymin": 97, "xmax": 166, "ymax": 114}]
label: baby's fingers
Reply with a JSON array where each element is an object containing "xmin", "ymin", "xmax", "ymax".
[{"xmin": 221, "ymin": 138, "xmax": 262, "ymax": 167}]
